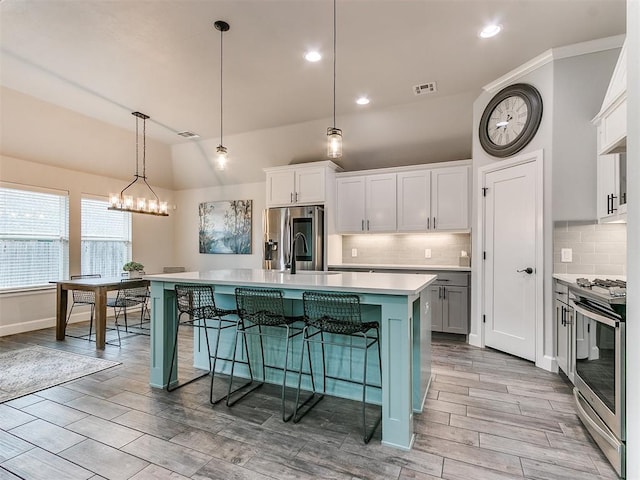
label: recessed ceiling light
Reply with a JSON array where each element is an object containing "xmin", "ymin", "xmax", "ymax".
[
  {"xmin": 305, "ymin": 51, "xmax": 322, "ymax": 62},
  {"xmin": 479, "ymin": 24, "xmax": 502, "ymax": 39},
  {"xmin": 356, "ymin": 96, "xmax": 370, "ymax": 105}
]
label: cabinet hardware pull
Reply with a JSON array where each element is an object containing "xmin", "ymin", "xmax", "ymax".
[
  {"xmin": 433, "ymin": 217, "xmax": 436, "ymax": 229},
  {"xmin": 427, "ymin": 217, "xmax": 430, "ymax": 230},
  {"xmin": 295, "ymin": 192, "xmax": 299, "ymax": 202},
  {"xmin": 442, "ymin": 287, "xmax": 446, "ymax": 300},
  {"xmin": 361, "ymin": 219, "xmax": 365, "ymax": 231},
  {"xmin": 290, "ymin": 192, "xmax": 294, "ymax": 203},
  {"xmin": 367, "ymin": 220, "xmax": 370, "ymax": 230}
]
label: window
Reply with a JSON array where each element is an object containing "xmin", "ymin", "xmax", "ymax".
[
  {"xmin": 0, "ymin": 185, "xmax": 69, "ymax": 289},
  {"xmin": 81, "ymin": 197, "xmax": 131, "ymax": 277}
]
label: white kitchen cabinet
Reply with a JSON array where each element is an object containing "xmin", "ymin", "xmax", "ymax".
[
  {"xmin": 593, "ymin": 41, "xmax": 626, "ymax": 156},
  {"xmin": 336, "ymin": 173, "xmax": 396, "ymax": 233},
  {"xmin": 265, "ymin": 161, "xmax": 340, "ymax": 207},
  {"xmin": 397, "ymin": 166, "xmax": 469, "ymax": 232},
  {"xmin": 597, "ymin": 152, "xmax": 627, "ymax": 223}
]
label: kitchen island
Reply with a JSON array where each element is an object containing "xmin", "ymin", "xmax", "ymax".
[{"xmin": 146, "ymin": 268, "xmax": 436, "ymax": 450}]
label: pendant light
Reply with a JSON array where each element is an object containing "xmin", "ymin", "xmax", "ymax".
[
  {"xmin": 108, "ymin": 112, "xmax": 169, "ymax": 216},
  {"xmin": 327, "ymin": 0, "xmax": 342, "ymax": 159},
  {"xmin": 214, "ymin": 20, "xmax": 230, "ymax": 170}
]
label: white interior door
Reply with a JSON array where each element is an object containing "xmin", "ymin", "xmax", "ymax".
[{"xmin": 483, "ymin": 160, "xmax": 537, "ymax": 361}]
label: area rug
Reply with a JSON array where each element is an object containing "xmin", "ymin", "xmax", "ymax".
[{"xmin": 0, "ymin": 345, "xmax": 121, "ymax": 403}]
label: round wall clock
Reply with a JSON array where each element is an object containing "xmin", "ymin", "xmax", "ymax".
[{"xmin": 479, "ymin": 83, "xmax": 543, "ymax": 158}]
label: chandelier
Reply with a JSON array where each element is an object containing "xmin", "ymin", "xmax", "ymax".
[{"xmin": 108, "ymin": 112, "xmax": 169, "ymax": 216}]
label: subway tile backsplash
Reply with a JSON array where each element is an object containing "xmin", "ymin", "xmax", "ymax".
[
  {"xmin": 553, "ymin": 221, "xmax": 627, "ymax": 276},
  {"xmin": 341, "ymin": 234, "xmax": 471, "ymax": 266}
]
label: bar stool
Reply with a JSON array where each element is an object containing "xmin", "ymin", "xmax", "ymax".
[
  {"xmin": 293, "ymin": 291, "xmax": 382, "ymax": 443},
  {"xmin": 226, "ymin": 287, "xmax": 303, "ymax": 421},
  {"xmin": 168, "ymin": 284, "xmax": 246, "ymax": 404}
]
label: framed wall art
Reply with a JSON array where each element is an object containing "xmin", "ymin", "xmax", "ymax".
[{"xmin": 198, "ymin": 200, "xmax": 252, "ymax": 254}]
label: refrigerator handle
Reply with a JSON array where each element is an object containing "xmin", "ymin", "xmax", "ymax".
[{"xmin": 285, "ymin": 215, "xmax": 292, "ymax": 269}]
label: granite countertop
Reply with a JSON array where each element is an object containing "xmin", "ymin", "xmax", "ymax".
[
  {"xmin": 329, "ymin": 263, "xmax": 471, "ymax": 272},
  {"xmin": 145, "ymin": 268, "xmax": 437, "ymax": 296},
  {"xmin": 552, "ymin": 273, "xmax": 627, "ymax": 284}
]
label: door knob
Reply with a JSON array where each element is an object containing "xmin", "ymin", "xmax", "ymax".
[{"xmin": 517, "ymin": 267, "xmax": 534, "ymax": 274}]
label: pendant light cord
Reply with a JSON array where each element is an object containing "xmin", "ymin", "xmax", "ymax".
[
  {"xmin": 332, "ymin": 0, "xmax": 336, "ymax": 128},
  {"xmin": 142, "ymin": 115, "xmax": 146, "ymax": 178},
  {"xmin": 220, "ymin": 27, "xmax": 224, "ymax": 145},
  {"xmin": 135, "ymin": 115, "xmax": 140, "ymax": 177}
]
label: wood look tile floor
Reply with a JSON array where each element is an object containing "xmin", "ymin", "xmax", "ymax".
[{"xmin": 0, "ymin": 323, "xmax": 620, "ymax": 480}]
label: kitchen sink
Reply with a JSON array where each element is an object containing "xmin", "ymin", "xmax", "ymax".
[{"xmin": 278, "ymin": 270, "xmax": 340, "ymax": 275}]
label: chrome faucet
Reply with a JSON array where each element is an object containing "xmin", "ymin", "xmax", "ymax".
[{"xmin": 290, "ymin": 232, "xmax": 308, "ymax": 274}]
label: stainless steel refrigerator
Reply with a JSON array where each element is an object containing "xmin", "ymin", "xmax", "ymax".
[{"xmin": 263, "ymin": 205, "xmax": 324, "ymax": 271}]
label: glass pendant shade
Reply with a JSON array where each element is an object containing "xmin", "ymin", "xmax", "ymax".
[
  {"xmin": 327, "ymin": 127, "xmax": 342, "ymax": 159},
  {"xmin": 215, "ymin": 144, "xmax": 228, "ymax": 170}
]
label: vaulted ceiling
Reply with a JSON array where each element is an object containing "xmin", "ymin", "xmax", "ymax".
[{"xmin": 0, "ymin": 1, "xmax": 626, "ymax": 189}]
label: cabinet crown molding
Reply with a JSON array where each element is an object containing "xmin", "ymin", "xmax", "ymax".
[{"xmin": 335, "ymin": 159, "xmax": 471, "ymax": 178}]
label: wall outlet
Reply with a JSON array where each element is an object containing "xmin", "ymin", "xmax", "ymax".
[
  {"xmin": 424, "ymin": 248, "xmax": 432, "ymax": 259},
  {"xmin": 561, "ymin": 248, "xmax": 572, "ymax": 263},
  {"xmin": 351, "ymin": 248, "xmax": 358, "ymax": 257}
]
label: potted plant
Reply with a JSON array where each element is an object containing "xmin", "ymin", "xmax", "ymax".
[{"xmin": 123, "ymin": 261, "xmax": 145, "ymax": 278}]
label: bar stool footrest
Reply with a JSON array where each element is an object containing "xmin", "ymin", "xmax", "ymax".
[
  {"xmin": 293, "ymin": 392, "xmax": 325, "ymax": 423},
  {"xmin": 225, "ymin": 380, "xmax": 264, "ymax": 407},
  {"xmin": 166, "ymin": 370, "xmax": 209, "ymax": 392}
]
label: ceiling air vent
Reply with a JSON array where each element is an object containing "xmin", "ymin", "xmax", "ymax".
[
  {"xmin": 177, "ymin": 131, "xmax": 200, "ymax": 139},
  {"xmin": 413, "ymin": 81, "xmax": 437, "ymax": 96}
]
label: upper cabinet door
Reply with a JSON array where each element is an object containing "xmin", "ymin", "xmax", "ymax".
[
  {"xmin": 431, "ymin": 166, "xmax": 469, "ymax": 231},
  {"xmin": 336, "ymin": 177, "xmax": 366, "ymax": 233},
  {"xmin": 295, "ymin": 167, "xmax": 325, "ymax": 204},
  {"xmin": 397, "ymin": 170, "xmax": 431, "ymax": 232},
  {"xmin": 366, "ymin": 173, "xmax": 397, "ymax": 232},
  {"xmin": 266, "ymin": 170, "xmax": 296, "ymax": 206}
]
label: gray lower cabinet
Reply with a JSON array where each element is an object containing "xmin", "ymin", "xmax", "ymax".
[
  {"xmin": 328, "ymin": 266, "xmax": 470, "ymax": 334},
  {"xmin": 429, "ymin": 276, "xmax": 469, "ymax": 334},
  {"xmin": 554, "ymin": 280, "xmax": 574, "ymax": 382}
]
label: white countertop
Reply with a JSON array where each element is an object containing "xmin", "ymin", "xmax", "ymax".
[
  {"xmin": 553, "ymin": 273, "xmax": 627, "ymax": 284},
  {"xmin": 145, "ymin": 268, "xmax": 437, "ymax": 296},
  {"xmin": 329, "ymin": 263, "xmax": 471, "ymax": 272}
]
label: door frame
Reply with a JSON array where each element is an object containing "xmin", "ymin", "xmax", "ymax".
[{"xmin": 473, "ymin": 149, "xmax": 545, "ymax": 366}]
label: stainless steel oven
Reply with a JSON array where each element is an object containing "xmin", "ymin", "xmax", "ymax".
[{"xmin": 570, "ymin": 280, "xmax": 625, "ymax": 478}]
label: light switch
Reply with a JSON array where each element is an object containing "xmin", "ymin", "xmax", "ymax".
[
  {"xmin": 424, "ymin": 249, "xmax": 432, "ymax": 259},
  {"xmin": 351, "ymin": 248, "xmax": 358, "ymax": 257},
  {"xmin": 561, "ymin": 248, "xmax": 572, "ymax": 263}
]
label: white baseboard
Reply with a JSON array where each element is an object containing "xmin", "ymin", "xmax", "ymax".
[
  {"xmin": 0, "ymin": 306, "xmax": 144, "ymax": 337},
  {"xmin": 537, "ymin": 354, "xmax": 556, "ymax": 373},
  {"xmin": 468, "ymin": 332, "xmax": 482, "ymax": 348}
]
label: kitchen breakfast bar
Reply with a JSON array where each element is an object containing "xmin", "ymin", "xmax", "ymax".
[{"xmin": 146, "ymin": 269, "xmax": 436, "ymax": 450}]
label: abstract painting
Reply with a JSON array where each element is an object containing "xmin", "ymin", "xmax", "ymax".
[{"xmin": 198, "ymin": 200, "xmax": 252, "ymax": 254}]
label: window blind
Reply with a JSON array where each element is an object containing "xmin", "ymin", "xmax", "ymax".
[
  {"xmin": 0, "ymin": 187, "xmax": 69, "ymax": 289},
  {"xmin": 81, "ymin": 198, "xmax": 131, "ymax": 277}
]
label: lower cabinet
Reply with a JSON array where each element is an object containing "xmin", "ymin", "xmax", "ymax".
[
  {"xmin": 554, "ymin": 281, "xmax": 574, "ymax": 382},
  {"xmin": 328, "ymin": 266, "xmax": 470, "ymax": 334},
  {"xmin": 429, "ymin": 277, "xmax": 469, "ymax": 334}
]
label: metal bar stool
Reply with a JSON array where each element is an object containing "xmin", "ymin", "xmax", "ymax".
[
  {"xmin": 226, "ymin": 287, "xmax": 303, "ymax": 422},
  {"xmin": 65, "ymin": 274, "xmax": 101, "ymax": 340},
  {"xmin": 293, "ymin": 291, "xmax": 382, "ymax": 443},
  {"xmin": 105, "ymin": 280, "xmax": 151, "ymax": 346},
  {"xmin": 168, "ymin": 284, "xmax": 246, "ymax": 404}
]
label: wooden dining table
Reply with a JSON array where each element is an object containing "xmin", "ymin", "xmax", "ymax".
[{"xmin": 53, "ymin": 276, "xmax": 149, "ymax": 349}]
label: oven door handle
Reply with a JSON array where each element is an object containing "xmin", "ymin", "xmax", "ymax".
[
  {"xmin": 571, "ymin": 302, "xmax": 619, "ymax": 328},
  {"xmin": 573, "ymin": 388, "xmax": 622, "ymax": 451}
]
